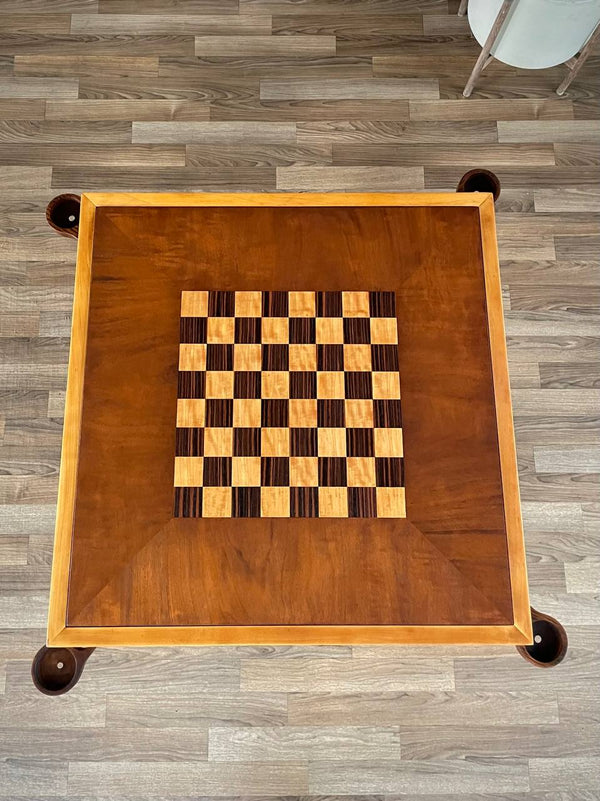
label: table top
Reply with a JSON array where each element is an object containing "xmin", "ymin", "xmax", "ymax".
[{"xmin": 47, "ymin": 192, "xmax": 532, "ymax": 648}]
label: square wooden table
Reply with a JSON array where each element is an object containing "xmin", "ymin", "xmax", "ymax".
[{"xmin": 45, "ymin": 192, "xmax": 535, "ymax": 661}]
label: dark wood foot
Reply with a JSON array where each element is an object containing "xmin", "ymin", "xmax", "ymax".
[
  {"xmin": 46, "ymin": 193, "xmax": 81, "ymax": 238},
  {"xmin": 31, "ymin": 646, "xmax": 95, "ymax": 695},
  {"xmin": 516, "ymin": 607, "xmax": 568, "ymax": 668},
  {"xmin": 456, "ymin": 169, "xmax": 501, "ymax": 202}
]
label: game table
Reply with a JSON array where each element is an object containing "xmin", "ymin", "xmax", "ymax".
[{"xmin": 34, "ymin": 190, "xmax": 567, "ymax": 694}]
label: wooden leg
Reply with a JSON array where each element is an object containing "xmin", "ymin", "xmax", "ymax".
[
  {"xmin": 463, "ymin": 0, "xmax": 513, "ymax": 98},
  {"xmin": 516, "ymin": 608, "xmax": 568, "ymax": 668},
  {"xmin": 31, "ymin": 646, "xmax": 95, "ymax": 694},
  {"xmin": 46, "ymin": 193, "xmax": 81, "ymax": 239},
  {"xmin": 458, "ymin": 0, "xmax": 468, "ymax": 17},
  {"xmin": 556, "ymin": 22, "xmax": 600, "ymax": 96}
]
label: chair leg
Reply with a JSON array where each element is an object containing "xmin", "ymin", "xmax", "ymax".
[
  {"xmin": 556, "ymin": 22, "xmax": 600, "ymax": 96},
  {"xmin": 458, "ymin": 0, "xmax": 468, "ymax": 17},
  {"xmin": 463, "ymin": 0, "xmax": 513, "ymax": 98}
]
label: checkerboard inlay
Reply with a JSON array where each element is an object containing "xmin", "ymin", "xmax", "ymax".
[{"xmin": 173, "ymin": 291, "xmax": 405, "ymax": 518}]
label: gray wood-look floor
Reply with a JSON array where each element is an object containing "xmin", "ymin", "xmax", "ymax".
[{"xmin": 1, "ymin": 0, "xmax": 599, "ymax": 797}]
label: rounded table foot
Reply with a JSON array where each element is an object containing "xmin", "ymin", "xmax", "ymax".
[
  {"xmin": 516, "ymin": 608, "xmax": 568, "ymax": 668},
  {"xmin": 456, "ymin": 168, "xmax": 501, "ymax": 202},
  {"xmin": 31, "ymin": 646, "xmax": 95, "ymax": 695},
  {"xmin": 46, "ymin": 193, "xmax": 81, "ymax": 239}
]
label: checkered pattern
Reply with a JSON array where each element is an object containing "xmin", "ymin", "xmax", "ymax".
[{"xmin": 173, "ymin": 291, "xmax": 405, "ymax": 518}]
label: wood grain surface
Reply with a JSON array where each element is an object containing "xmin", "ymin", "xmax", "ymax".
[
  {"xmin": 0, "ymin": 0, "xmax": 599, "ymax": 798},
  {"xmin": 47, "ymin": 196, "xmax": 526, "ymax": 640}
]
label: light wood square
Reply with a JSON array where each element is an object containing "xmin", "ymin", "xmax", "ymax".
[
  {"xmin": 262, "ymin": 427, "xmax": 290, "ymax": 457},
  {"xmin": 177, "ymin": 399, "xmax": 205, "ymax": 428},
  {"xmin": 290, "ymin": 456, "xmax": 318, "ymax": 486},
  {"xmin": 316, "ymin": 317, "xmax": 344, "ymax": 344},
  {"xmin": 179, "ymin": 343, "xmax": 206, "ymax": 372},
  {"xmin": 319, "ymin": 487, "xmax": 348, "ymax": 517},
  {"xmin": 374, "ymin": 427, "xmax": 403, "ymax": 457},
  {"xmin": 344, "ymin": 344, "xmax": 372, "ymax": 371},
  {"xmin": 289, "ymin": 344, "xmax": 317, "ymax": 371},
  {"xmin": 376, "ymin": 487, "xmax": 406, "ymax": 518},
  {"xmin": 204, "ymin": 427, "xmax": 233, "ymax": 457},
  {"xmin": 372, "ymin": 371, "xmax": 401, "ymax": 400},
  {"xmin": 289, "ymin": 399, "xmax": 317, "ymax": 428},
  {"xmin": 318, "ymin": 427, "xmax": 346, "ymax": 457},
  {"xmin": 262, "ymin": 317, "xmax": 289, "ymax": 344},
  {"xmin": 233, "ymin": 399, "xmax": 261, "ymax": 427},
  {"xmin": 235, "ymin": 291, "xmax": 262, "ymax": 317},
  {"xmin": 206, "ymin": 370, "xmax": 234, "ymax": 398},
  {"xmin": 207, "ymin": 316, "xmax": 235, "ymax": 344},
  {"xmin": 174, "ymin": 457, "xmax": 203, "ymax": 487},
  {"xmin": 342, "ymin": 291, "xmax": 370, "ymax": 318},
  {"xmin": 317, "ymin": 371, "xmax": 345, "ymax": 399},
  {"xmin": 345, "ymin": 399, "xmax": 373, "ymax": 428},
  {"xmin": 347, "ymin": 456, "xmax": 376, "ymax": 487},
  {"xmin": 203, "ymin": 487, "xmax": 231, "ymax": 518},
  {"xmin": 181, "ymin": 290, "xmax": 208, "ymax": 318},
  {"xmin": 371, "ymin": 317, "xmax": 398, "ymax": 344},
  {"xmin": 289, "ymin": 291, "xmax": 315, "ymax": 317},
  {"xmin": 262, "ymin": 371, "xmax": 289, "ymax": 399},
  {"xmin": 261, "ymin": 487, "xmax": 290, "ymax": 517},
  {"xmin": 232, "ymin": 456, "xmax": 261, "ymax": 486},
  {"xmin": 234, "ymin": 344, "xmax": 262, "ymax": 371}
]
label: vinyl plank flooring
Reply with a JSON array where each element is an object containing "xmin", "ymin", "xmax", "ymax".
[
  {"xmin": 0, "ymin": 727, "xmax": 208, "ymax": 761},
  {"xmin": 0, "ymin": 77, "xmax": 78, "ymax": 98},
  {"xmin": 208, "ymin": 725, "xmax": 402, "ymax": 761},
  {"xmin": 51, "ymin": 166, "xmax": 276, "ymax": 190},
  {"xmin": 67, "ymin": 762, "xmax": 309, "ymax": 795},
  {"xmin": 239, "ymin": 0, "xmax": 448, "ymax": 13},
  {"xmin": 498, "ymin": 120, "xmax": 600, "ymax": 143},
  {"xmin": 195, "ymin": 36, "xmax": 337, "ymax": 56},
  {"xmin": 99, "ymin": 0, "xmax": 238, "ymax": 11},
  {"xmin": 106, "ymin": 692, "xmax": 288, "ymax": 727},
  {"xmin": 14, "ymin": 55, "xmax": 160, "ymax": 78},
  {"xmin": 555, "ymin": 234, "xmax": 600, "ymax": 260},
  {"xmin": 287, "ymin": 691, "xmax": 559, "ymax": 726},
  {"xmin": 260, "ymin": 78, "xmax": 440, "ymax": 100},
  {"xmin": 530, "ymin": 757, "xmax": 600, "ymax": 791},
  {"xmin": 158, "ymin": 54, "xmax": 374, "ymax": 79},
  {"xmin": 534, "ymin": 447, "xmax": 600, "ymax": 474},
  {"xmin": 132, "ymin": 120, "xmax": 296, "ymax": 143},
  {"xmin": 211, "ymin": 97, "xmax": 412, "ymax": 121},
  {"xmin": 333, "ymin": 143, "xmax": 554, "ymax": 166},
  {"xmin": 399, "ymin": 724, "xmax": 600, "ymax": 759},
  {"xmin": 241, "ymin": 656, "xmax": 455, "ymax": 691},
  {"xmin": 0, "ymin": 762, "xmax": 67, "ymax": 797},
  {"xmin": 308, "ymin": 758, "xmax": 530, "ymax": 795},
  {"xmin": 0, "ymin": 119, "xmax": 132, "ymax": 143},
  {"xmin": 0, "ymin": 34, "xmax": 197, "ymax": 57},
  {"xmin": 564, "ymin": 561, "xmax": 600, "ymax": 593},
  {"xmin": 409, "ymin": 98, "xmax": 574, "ymax": 121},
  {"xmin": 539, "ymin": 362, "xmax": 600, "ymax": 389},
  {"xmin": 186, "ymin": 143, "xmax": 332, "ymax": 166},
  {"xmin": 534, "ymin": 187, "xmax": 600, "ymax": 212},
  {"xmin": 554, "ymin": 142, "xmax": 600, "ymax": 166},
  {"xmin": 70, "ymin": 14, "xmax": 273, "ymax": 35},
  {"xmin": 298, "ymin": 119, "xmax": 498, "ymax": 144},
  {"xmin": 0, "ymin": 99, "xmax": 46, "ymax": 120},
  {"xmin": 0, "ymin": 15, "xmax": 72, "ymax": 35},
  {"xmin": 45, "ymin": 100, "xmax": 210, "ymax": 120},
  {"xmin": 0, "ymin": 143, "xmax": 186, "ymax": 166},
  {"xmin": 78, "ymin": 76, "xmax": 258, "ymax": 101},
  {"xmin": 0, "ymin": 165, "xmax": 52, "ymax": 189},
  {"xmin": 275, "ymin": 165, "xmax": 424, "ymax": 190},
  {"xmin": 1, "ymin": 3, "xmax": 600, "ymax": 799}
]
